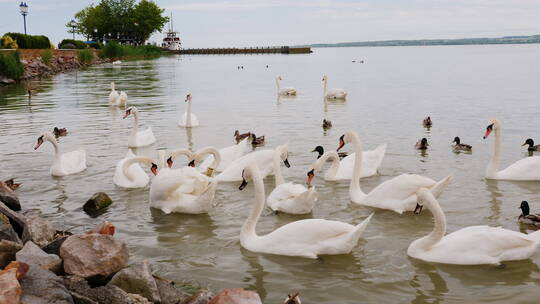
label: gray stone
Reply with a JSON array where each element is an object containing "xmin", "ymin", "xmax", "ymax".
[
  {"xmin": 63, "ymin": 275, "xmax": 150, "ymax": 304},
  {"xmin": 0, "ymin": 201, "xmax": 30, "ymax": 243},
  {"xmin": 0, "ymin": 217, "xmax": 21, "ymax": 244},
  {"xmin": 0, "ymin": 240, "xmax": 23, "ymax": 268},
  {"xmin": 83, "ymin": 192, "xmax": 113, "ymax": 216},
  {"xmin": 187, "ymin": 290, "xmax": 214, "ymax": 304},
  {"xmin": 42, "ymin": 231, "xmax": 73, "ymax": 256},
  {"xmin": 154, "ymin": 276, "xmax": 191, "ymax": 304},
  {"xmin": 60, "ymin": 233, "xmax": 129, "ymax": 278},
  {"xmin": 20, "ymin": 265, "xmax": 74, "ymax": 304},
  {"xmin": 208, "ymin": 289, "xmax": 262, "ymax": 304},
  {"xmin": 109, "ymin": 260, "xmax": 160, "ymax": 303},
  {"xmin": 23, "ymin": 210, "xmax": 56, "ymax": 247},
  {"xmin": 0, "ymin": 180, "xmax": 20, "ymax": 211},
  {"xmin": 16, "ymin": 241, "xmax": 62, "ymax": 274}
]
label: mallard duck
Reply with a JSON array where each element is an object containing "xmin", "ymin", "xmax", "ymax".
[
  {"xmin": 415, "ymin": 138, "xmax": 429, "ymax": 150},
  {"xmin": 234, "ymin": 130, "xmax": 251, "ymax": 143},
  {"xmin": 53, "ymin": 127, "xmax": 68, "ymax": 138},
  {"xmin": 312, "ymin": 145, "xmax": 347, "ymax": 159},
  {"xmin": 4, "ymin": 179, "xmax": 21, "ymax": 191},
  {"xmin": 423, "ymin": 116, "xmax": 432, "ymax": 127},
  {"xmin": 322, "ymin": 119, "xmax": 332, "ymax": 129},
  {"xmin": 283, "ymin": 293, "xmax": 301, "ymax": 304},
  {"xmin": 522, "ymin": 138, "xmax": 540, "ymax": 152},
  {"xmin": 452, "ymin": 137, "xmax": 472, "ymax": 152},
  {"xmin": 519, "ymin": 201, "xmax": 540, "ymax": 226},
  {"xmin": 251, "ymin": 133, "xmax": 265, "ymax": 146}
]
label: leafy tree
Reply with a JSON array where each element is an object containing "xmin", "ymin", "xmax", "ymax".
[{"xmin": 131, "ymin": 0, "xmax": 169, "ymax": 44}]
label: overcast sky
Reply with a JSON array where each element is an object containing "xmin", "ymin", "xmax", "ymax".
[{"xmin": 1, "ymin": 0, "xmax": 539, "ymax": 47}]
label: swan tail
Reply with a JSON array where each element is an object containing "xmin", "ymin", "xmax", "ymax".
[
  {"xmin": 374, "ymin": 144, "xmax": 387, "ymax": 170},
  {"xmin": 527, "ymin": 230, "xmax": 540, "ymax": 243},
  {"xmin": 429, "ymin": 174, "xmax": 454, "ymax": 198},
  {"xmin": 348, "ymin": 212, "xmax": 374, "ymax": 242}
]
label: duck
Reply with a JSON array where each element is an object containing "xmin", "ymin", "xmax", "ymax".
[
  {"xmin": 276, "ymin": 76, "xmax": 297, "ymax": 96},
  {"xmin": 483, "ymin": 119, "xmax": 540, "ymax": 180},
  {"xmin": 452, "ymin": 136, "xmax": 472, "ymax": 152},
  {"xmin": 53, "ymin": 127, "xmax": 68, "ymax": 138},
  {"xmin": 415, "ymin": 138, "xmax": 429, "ymax": 150},
  {"xmin": 423, "ymin": 116, "xmax": 432, "ymax": 127},
  {"xmin": 3, "ymin": 179, "xmax": 21, "ymax": 191},
  {"xmin": 217, "ymin": 144, "xmax": 290, "ymax": 182},
  {"xmin": 109, "ymin": 82, "xmax": 119, "ymax": 103},
  {"xmin": 408, "ymin": 188, "xmax": 540, "ymax": 265},
  {"xmin": 322, "ymin": 119, "xmax": 332, "ymax": 129},
  {"xmin": 234, "ymin": 130, "xmax": 252, "ymax": 143},
  {"xmin": 251, "ymin": 133, "xmax": 265, "ymax": 147},
  {"xmin": 34, "ymin": 131, "xmax": 86, "ymax": 176},
  {"xmin": 336, "ymin": 130, "xmax": 453, "ymax": 213},
  {"xmin": 322, "ymin": 75, "xmax": 347, "ymax": 100},
  {"xmin": 198, "ymin": 138, "xmax": 249, "ymax": 172},
  {"xmin": 123, "ymin": 106, "xmax": 156, "ymax": 148},
  {"xmin": 113, "ymin": 150, "xmax": 155, "ymax": 188},
  {"xmin": 522, "ymin": 138, "xmax": 540, "ymax": 152},
  {"xmin": 311, "ymin": 144, "xmax": 386, "ymax": 180},
  {"xmin": 518, "ymin": 201, "xmax": 540, "ymax": 227},
  {"xmin": 266, "ymin": 145, "xmax": 317, "ymax": 214},
  {"xmin": 238, "ymin": 164, "xmax": 373, "ymax": 259},
  {"xmin": 178, "ymin": 93, "xmax": 199, "ymax": 127},
  {"xmin": 283, "ymin": 293, "xmax": 301, "ymax": 304}
]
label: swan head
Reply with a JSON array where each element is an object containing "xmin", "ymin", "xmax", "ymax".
[
  {"xmin": 277, "ymin": 76, "xmax": 282, "ymax": 80},
  {"xmin": 185, "ymin": 94, "xmax": 192, "ymax": 102},
  {"xmin": 522, "ymin": 138, "xmax": 534, "ymax": 147},
  {"xmin": 123, "ymin": 107, "xmax": 136, "ymax": 119},
  {"xmin": 283, "ymin": 293, "xmax": 301, "ymax": 304},
  {"xmin": 150, "ymin": 163, "xmax": 158, "ymax": 176},
  {"xmin": 276, "ymin": 144, "xmax": 290, "ymax": 168},
  {"xmin": 453, "ymin": 137, "xmax": 460, "ymax": 144},
  {"xmin": 306, "ymin": 169, "xmax": 315, "ymax": 186},
  {"xmin": 414, "ymin": 187, "xmax": 436, "ymax": 214},
  {"xmin": 520, "ymin": 201, "xmax": 530, "ymax": 216},
  {"xmin": 322, "ymin": 75, "xmax": 327, "ymax": 81},
  {"xmin": 312, "ymin": 146, "xmax": 324, "ymax": 159},
  {"xmin": 34, "ymin": 132, "xmax": 55, "ymax": 150},
  {"xmin": 239, "ymin": 168, "xmax": 251, "ymax": 190},
  {"xmin": 483, "ymin": 119, "xmax": 500, "ymax": 139}
]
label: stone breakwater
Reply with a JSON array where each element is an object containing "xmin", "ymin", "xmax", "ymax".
[
  {"xmin": 0, "ymin": 181, "xmax": 272, "ymax": 304},
  {"xmin": 0, "ymin": 49, "xmax": 110, "ymax": 85}
]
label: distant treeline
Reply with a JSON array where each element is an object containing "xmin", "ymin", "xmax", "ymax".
[{"xmin": 302, "ymin": 35, "xmax": 540, "ymax": 48}]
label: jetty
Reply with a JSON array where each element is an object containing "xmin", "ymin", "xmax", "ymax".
[{"xmin": 167, "ymin": 46, "xmax": 312, "ymax": 55}]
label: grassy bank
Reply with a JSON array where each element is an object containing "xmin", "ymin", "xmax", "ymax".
[
  {"xmin": 100, "ymin": 42, "xmax": 163, "ymax": 60},
  {"xmin": 0, "ymin": 51, "xmax": 24, "ymax": 80}
]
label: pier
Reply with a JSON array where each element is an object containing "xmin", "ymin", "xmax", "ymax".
[{"xmin": 167, "ymin": 46, "xmax": 312, "ymax": 55}]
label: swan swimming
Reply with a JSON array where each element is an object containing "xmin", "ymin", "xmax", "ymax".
[
  {"xmin": 113, "ymin": 150, "xmax": 155, "ymax": 188},
  {"xmin": 322, "ymin": 75, "xmax": 347, "ymax": 100},
  {"xmin": 312, "ymin": 145, "xmax": 386, "ymax": 180},
  {"xmin": 34, "ymin": 131, "xmax": 86, "ymax": 176},
  {"xmin": 123, "ymin": 106, "xmax": 156, "ymax": 148},
  {"xmin": 178, "ymin": 93, "xmax": 199, "ymax": 127},
  {"xmin": 276, "ymin": 76, "xmax": 297, "ymax": 96}
]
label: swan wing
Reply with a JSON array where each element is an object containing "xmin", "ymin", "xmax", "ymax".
[
  {"xmin": 113, "ymin": 152, "xmax": 149, "ymax": 188},
  {"xmin": 336, "ymin": 144, "xmax": 387, "ymax": 179},
  {"xmin": 497, "ymin": 156, "xmax": 540, "ymax": 180},
  {"xmin": 267, "ymin": 182, "xmax": 310, "ymax": 212},
  {"xmin": 217, "ymin": 150, "xmax": 274, "ymax": 182},
  {"xmin": 200, "ymin": 139, "xmax": 248, "ymax": 172},
  {"xmin": 362, "ymin": 174, "xmax": 435, "ymax": 209},
  {"xmin": 60, "ymin": 149, "xmax": 87, "ymax": 174},
  {"xmin": 262, "ymin": 219, "xmax": 354, "ymax": 246},
  {"xmin": 134, "ymin": 127, "xmax": 156, "ymax": 147}
]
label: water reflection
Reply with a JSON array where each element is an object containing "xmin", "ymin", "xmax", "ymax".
[
  {"xmin": 484, "ymin": 179, "xmax": 502, "ymax": 223},
  {"xmin": 409, "ymin": 261, "xmax": 448, "ymax": 304},
  {"xmin": 150, "ymin": 208, "xmax": 218, "ymax": 247}
]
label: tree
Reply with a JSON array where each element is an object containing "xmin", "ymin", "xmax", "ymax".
[{"xmin": 131, "ymin": 0, "xmax": 169, "ymax": 44}]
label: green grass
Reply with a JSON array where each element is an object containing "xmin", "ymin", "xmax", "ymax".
[
  {"xmin": 78, "ymin": 49, "xmax": 94, "ymax": 64},
  {"xmin": 41, "ymin": 50, "xmax": 53, "ymax": 65},
  {"xmin": 0, "ymin": 51, "xmax": 24, "ymax": 80},
  {"xmin": 101, "ymin": 41, "xmax": 162, "ymax": 60}
]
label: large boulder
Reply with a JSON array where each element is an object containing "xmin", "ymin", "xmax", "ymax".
[
  {"xmin": 0, "ymin": 201, "xmax": 30, "ymax": 242},
  {"xmin": 24, "ymin": 210, "xmax": 56, "ymax": 247},
  {"xmin": 0, "ymin": 240, "xmax": 23, "ymax": 268},
  {"xmin": 3, "ymin": 261, "xmax": 30, "ymax": 280},
  {"xmin": 108, "ymin": 260, "xmax": 160, "ymax": 303},
  {"xmin": 20, "ymin": 265, "xmax": 74, "ymax": 304},
  {"xmin": 0, "ymin": 180, "xmax": 20, "ymax": 211},
  {"xmin": 42, "ymin": 230, "xmax": 73, "ymax": 256},
  {"xmin": 0, "ymin": 215, "xmax": 21, "ymax": 244},
  {"xmin": 64, "ymin": 275, "xmax": 151, "ymax": 304},
  {"xmin": 154, "ymin": 276, "xmax": 191, "ymax": 304},
  {"xmin": 83, "ymin": 192, "xmax": 113, "ymax": 216},
  {"xmin": 16, "ymin": 241, "xmax": 62, "ymax": 274},
  {"xmin": 208, "ymin": 289, "xmax": 262, "ymax": 304},
  {"xmin": 0, "ymin": 268, "xmax": 21, "ymax": 304},
  {"xmin": 60, "ymin": 233, "xmax": 128, "ymax": 279}
]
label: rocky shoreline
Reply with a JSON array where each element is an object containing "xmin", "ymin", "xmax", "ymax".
[{"xmin": 0, "ymin": 181, "xmax": 270, "ymax": 304}]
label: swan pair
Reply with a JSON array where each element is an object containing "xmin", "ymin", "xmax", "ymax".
[
  {"xmin": 309, "ymin": 130, "xmax": 452, "ymax": 214},
  {"xmin": 483, "ymin": 119, "xmax": 540, "ymax": 180},
  {"xmin": 322, "ymin": 75, "xmax": 347, "ymax": 100},
  {"xmin": 123, "ymin": 106, "xmax": 156, "ymax": 148},
  {"xmin": 276, "ymin": 76, "xmax": 297, "ymax": 96},
  {"xmin": 34, "ymin": 132, "xmax": 87, "ymax": 176},
  {"xmin": 109, "ymin": 82, "xmax": 128, "ymax": 107},
  {"xmin": 239, "ymin": 164, "xmax": 373, "ymax": 259},
  {"xmin": 409, "ymin": 188, "xmax": 540, "ymax": 265},
  {"xmin": 178, "ymin": 94, "xmax": 199, "ymax": 127},
  {"xmin": 311, "ymin": 145, "xmax": 386, "ymax": 180},
  {"xmin": 113, "ymin": 149, "xmax": 157, "ymax": 188}
]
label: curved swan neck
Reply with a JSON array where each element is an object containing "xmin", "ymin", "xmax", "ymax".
[
  {"xmin": 416, "ymin": 191, "xmax": 446, "ymax": 250},
  {"xmin": 323, "ymin": 78, "xmax": 328, "ymax": 95},
  {"xmin": 186, "ymin": 97, "xmax": 192, "ymax": 126},
  {"xmin": 168, "ymin": 148, "xmax": 193, "ymax": 167},
  {"xmin": 195, "ymin": 147, "xmax": 221, "ymax": 172},
  {"xmin": 486, "ymin": 126, "xmax": 502, "ymax": 178},
  {"xmin": 45, "ymin": 134, "xmax": 60, "ymax": 158},
  {"xmin": 130, "ymin": 108, "xmax": 139, "ymax": 135},
  {"xmin": 241, "ymin": 166, "xmax": 265, "ymax": 240},
  {"xmin": 122, "ymin": 156, "xmax": 154, "ymax": 181},
  {"xmin": 276, "ymin": 77, "xmax": 280, "ymax": 91},
  {"xmin": 315, "ymin": 151, "xmax": 340, "ymax": 179},
  {"xmin": 273, "ymin": 146, "xmax": 286, "ymax": 185},
  {"xmin": 111, "ymin": 82, "xmax": 115, "ymax": 91},
  {"xmin": 349, "ymin": 132, "xmax": 365, "ymax": 198}
]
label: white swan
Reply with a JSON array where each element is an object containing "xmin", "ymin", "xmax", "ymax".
[
  {"xmin": 266, "ymin": 145, "xmax": 317, "ymax": 214},
  {"xmin": 217, "ymin": 144, "xmax": 290, "ymax": 182},
  {"xmin": 123, "ymin": 106, "xmax": 156, "ymax": 148},
  {"xmin": 312, "ymin": 145, "xmax": 386, "ymax": 180},
  {"xmin": 34, "ymin": 131, "xmax": 86, "ymax": 176},
  {"xmin": 198, "ymin": 138, "xmax": 249, "ymax": 172},
  {"xmin": 178, "ymin": 94, "xmax": 199, "ymax": 127},
  {"xmin": 484, "ymin": 119, "xmax": 540, "ymax": 180},
  {"xmin": 113, "ymin": 150, "xmax": 155, "ymax": 188},
  {"xmin": 408, "ymin": 188, "xmax": 540, "ymax": 265},
  {"xmin": 109, "ymin": 82, "xmax": 119, "ymax": 103},
  {"xmin": 150, "ymin": 148, "xmax": 218, "ymax": 214},
  {"xmin": 276, "ymin": 76, "xmax": 297, "ymax": 96},
  {"xmin": 322, "ymin": 75, "xmax": 347, "ymax": 100},
  {"xmin": 112, "ymin": 60, "xmax": 122, "ymax": 65},
  {"xmin": 336, "ymin": 130, "xmax": 453, "ymax": 214},
  {"xmin": 239, "ymin": 164, "xmax": 373, "ymax": 259}
]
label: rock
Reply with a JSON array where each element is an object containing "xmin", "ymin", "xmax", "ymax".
[
  {"xmin": 187, "ymin": 290, "xmax": 214, "ymax": 304},
  {"xmin": 154, "ymin": 276, "xmax": 191, "ymax": 304},
  {"xmin": 42, "ymin": 231, "xmax": 73, "ymax": 256},
  {"xmin": 64, "ymin": 275, "xmax": 150, "ymax": 304},
  {"xmin": 0, "ymin": 240, "xmax": 23, "ymax": 268},
  {"xmin": 0, "ymin": 180, "xmax": 20, "ymax": 211},
  {"xmin": 86, "ymin": 221, "xmax": 115, "ymax": 236},
  {"xmin": 83, "ymin": 192, "xmax": 113, "ymax": 216},
  {"xmin": 0, "ymin": 201, "xmax": 30, "ymax": 243},
  {"xmin": 2, "ymin": 261, "xmax": 29, "ymax": 280},
  {"xmin": 0, "ymin": 268, "xmax": 21, "ymax": 304},
  {"xmin": 20, "ymin": 265, "xmax": 74, "ymax": 304},
  {"xmin": 0, "ymin": 217, "xmax": 21, "ymax": 244},
  {"xmin": 208, "ymin": 289, "xmax": 262, "ymax": 304},
  {"xmin": 109, "ymin": 260, "xmax": 160, "ymax": 303},
  {"xmin": 16, "ymin": 241, "xmax": 62, "ymax": 274},
  {"xmin": 126, "ymin": 293, "xmax": 152, "ymax": 304},
  {"xmin": 60, "ymin": 233, "xmax": 128, "ymax": 279},
  {"xmin": 23, "ymin": 210, "xmax": 56, "ymax": 247}
]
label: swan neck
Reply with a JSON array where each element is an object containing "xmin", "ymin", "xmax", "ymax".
[
  {"xmin": 197, "ymin": 147, "xmax": 221, "ymax": 171},
  {"xmin": 241, "ymin": 167, "xmax": 265, "ymax": 240},
  {"xmin": 276, "ymin": 78, "xmax": 280, "ymax": 91},
  {"xmin": 186, "ymin": 98, "xmax": 192, "ymax": 126},
  {"xmin": 323, "ymin": 79, "xmax": 327, "ymax": 95},
  {"xmin": 122, "ymin": 157, "xmax": 153, "ymax": 181},
  {"xmin": 486, "ymin": 127, "xmax": 502, "ymax": 178},
  {"xmin": 349, "ymin": 133, "xmax": 365, "ymax": 197},
  {"xmin": 111, "ymin": 82, "xmax": 115, "ymax": 91},
  {"xmin": 418, "ymin": 193, "xmax": 447, "ymax": 250},
  {"xmin": 273, "ymin": 148, "xmax": 285, "ymax": 185},
  {"xmin": 47, "ymin": 136, "xmax": 60, "ymax": 158},
  {"xmin": 131, "ymin": 109, "xmax": 139, "ymax": 135},
  {"xmin": 317, "ymin": 151, "xmax": 339, "ymax": 179}
]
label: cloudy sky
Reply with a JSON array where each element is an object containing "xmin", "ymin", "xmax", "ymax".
[{"xmin": 1, "ymin": 0, "xmax": 539, "ymax": 47}]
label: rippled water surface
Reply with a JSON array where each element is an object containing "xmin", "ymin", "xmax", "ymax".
[{"xmin": 2, "ymin": 45, "xmax": 540, "ymax": 303}]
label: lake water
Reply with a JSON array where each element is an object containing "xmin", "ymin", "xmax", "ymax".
[{"xmin": 1, "ymin": 44, "xmax": 540, "ymax": 303}]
